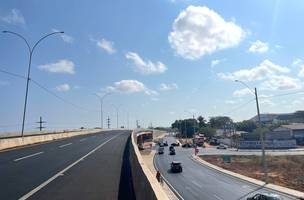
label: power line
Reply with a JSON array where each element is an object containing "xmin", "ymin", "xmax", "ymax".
[
  {"xmin": 222, "ymin": 98, "xmax": 255, "ymax": 116},
  {"xmin": 259, "ymin": 90, "xmax": 304, "ymax": 99},
  {"xmin": 0, "ymin": 68, "xmax": 97, "ymax": 113},
  {"xmin": 0, "ymin": 68, "xmax": 26, "ymax": 79}
]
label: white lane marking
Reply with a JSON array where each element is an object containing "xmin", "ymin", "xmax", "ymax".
[
  {"xmin": 14, "ymin": 152, "xmax": 44, "ymax": 162},
  {"xmin": 19, "ymin": 134, "xmax": 121, "ymax": 200},
  {"xmin": 79, "ymin": 138, "xmax": 87, "ymax": 142},
  {"xmin": 213, "ymin": 194, "xmax": 224, "ymax": 200},
  {"xmin": 59, "ymin": 143, "xmax": 72, "ymax": 148}
]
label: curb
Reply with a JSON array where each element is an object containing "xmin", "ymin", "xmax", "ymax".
[{"xmin": 191, "ymin": 155, "xmax": 304, "ymax": 199}]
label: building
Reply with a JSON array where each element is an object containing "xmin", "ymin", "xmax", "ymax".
[
  {"xmin": 272, "ymin": 124, "xmax": 304, "ymax": 145},
  {"xmin": 250, "ymin": 110, "xmax": 304, "ymax": 124}
]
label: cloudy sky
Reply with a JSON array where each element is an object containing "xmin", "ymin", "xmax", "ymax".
[{"xmin": 1, "ymin": 0, "xmax": 304, "ymax": 131}]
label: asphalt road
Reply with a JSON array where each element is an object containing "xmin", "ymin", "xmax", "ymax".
[
  {"xmin": 0, "ymin": 130, "xmax": 132, "ymax": 200},
  {"xmin": 155, "ymin": 136, "xmax": 297, "ymax": 200}
]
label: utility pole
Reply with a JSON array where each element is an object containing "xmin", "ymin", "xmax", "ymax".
[
  {"xmin": 2, "ymin": 30, "xmax": 64, "ymax": 137},
  {"xmin": 235, "ymin": 80, "xmax": 268, "ymax": 183},
  {"xmin": 36, "ymin": 116, "xmax": 46, "ymax": 131},
  {"xmin": 255, "ymin": 87, "xmax": 268, "ymax": 183},
  {"xmin": 107, "ymin": 116, "xmax": 110, "ymax": 129}
]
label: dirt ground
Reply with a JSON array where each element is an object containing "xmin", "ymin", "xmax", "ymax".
[{"xmin": 200, "ymin": 155, "xmax": 304, "ymax": 192}]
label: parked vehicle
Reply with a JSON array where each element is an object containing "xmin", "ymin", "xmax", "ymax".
[
  {"xmin": 247, "ymin": 193, "xmax": 283, "ymax": 200},
  {"xmin": 170, "ymin": 161, "xmax": 182, "ymax": 173},
  {"xmin": 217, "ymin": 144, "xmax": 227, "ymax": 149},
  {"xmin": 164, "ymin": 141, "xmax": 168, "ymax": 146},
  {"xmin": 158, "ymin": 147, "xmax": 164, "ymax": 154}
]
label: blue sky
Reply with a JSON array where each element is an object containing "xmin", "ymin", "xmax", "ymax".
[{"xmin": 1, "ymin": 0, "xmax": 304, "ymax": 131}]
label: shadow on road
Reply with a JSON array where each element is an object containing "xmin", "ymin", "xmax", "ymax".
[{"xmin": 118, "ymin": 136, "xmax": 136, "ymax": 200}]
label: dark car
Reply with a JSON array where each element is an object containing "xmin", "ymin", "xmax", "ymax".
[
  {"xmin": 182, "ymin": 143, "xmax": 192, "ymax": 148},
  {"xmin": 247, "ymin": 193, "xmax": 283, "ymax": 200},
  {"xmin": 171, "ymin": 142, "xmax": 180, "ymax": 147},
  {"xmin": 164, "ymin": 141, "xmax": 168, "ymax": 146},
  {"xmin": 170, "ymin": 161, "xmax": 182, "ymax": 173},
  {"xmin": 169, "ymin": 148, "xmax": 176, "ymax": 155}
]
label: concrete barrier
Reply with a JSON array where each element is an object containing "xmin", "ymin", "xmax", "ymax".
[
  {"xmin": 130, "ymin": 131, "xmax": 169, "ymax": 200},
  {"xmin": 0, "ymin": 129, "xmax": 108, "ymax": 151}
]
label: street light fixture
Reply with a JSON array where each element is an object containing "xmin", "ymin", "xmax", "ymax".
[
  {"xmin": 235, "ymin": 79, "xmax": 268, "ymax": 183},
  {"xmin": 94, "ymin": 92, "xmax": 112, "ymax": 129},
  {"xmin": 2, "ymin": 30, "xmax": 64, "ymax": 137}
]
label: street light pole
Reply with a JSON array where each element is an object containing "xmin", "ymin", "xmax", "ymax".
[
  {"xmin": 94, "ymin": 93, "xmax": 111, "ymax": 129},
  {"xmin": 235, "ymin": 80, "xmax": 268, "ymax": 183},
  {"xmin": 2, "ymin": 30, "xmax": 64, "ymax": 137},
  {"xmin": 112, "ymin": 104, "xmax": 122, "ymax": 129}
]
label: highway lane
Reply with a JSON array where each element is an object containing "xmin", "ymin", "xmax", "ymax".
[
  {"xmin": 155, "ymin": 136, "xmax": 297, "ymax": 200},
  {"xmin": 0, "ymin": 130, "xmax": 131, "ymax": 200}
]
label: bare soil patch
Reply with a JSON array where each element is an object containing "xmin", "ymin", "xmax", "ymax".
[{"xmin": 200, "ymin": 155, "xmax": 304, "ymax": 192}]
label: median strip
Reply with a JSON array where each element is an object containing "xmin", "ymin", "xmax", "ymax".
[{"xmin": 14, "ymin": 152, "xmax": 44, "ymax": 162}]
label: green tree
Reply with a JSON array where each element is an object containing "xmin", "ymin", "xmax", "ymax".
[
  {"xmin": 199, "ymin": 127, "xmax": 216, "ymax": 138},
  {"xmin": 209, "ymin": 116, "xmax": 233, "ymax": 129},
  {"xmin": 197, "ymin": 115, "xmax": 207, "ymax": 128},
  {"xmin": 235, "ymin": 120, "xmax": 258, "ymax": 133}
]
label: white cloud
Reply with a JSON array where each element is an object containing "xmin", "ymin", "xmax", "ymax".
[
  {"xmin": 1, "ymin": 9, "xmax": 25, "ymax": 25},
  {"xmin": 298, "ymin": 66, "xmax": 304, "ymax": 77},
  {"xmin": 248, "ymin": 40, "xmax": 269, "ymax": 53},
  {"xmin": 105, "ymin": 80, "xmax": 158, "ymax": 96},
  {"xmin": 151, "ymin": 97, "xmax": 160, "ymax": 101},
  {"xmin": 225, "ymin": 100, "xmax": 237, "ymax": 104},
  {"xmin": 38, "ymin": 60, "xmax": 75, "ymax": 74},
  {"xmin": 52, "ymin": 29, "xmax": 73, "ymax": 43},
  {"xmin": 159, "ymin": 83, "xmax": 178, "ymax": 91},
  {"xmin": 261, "ymin": 75, "xmax": 302, "ymax": 91},
  {"xmin": 125, "ymin": 52, "xmax": 167, "ymax": 75},
  {"xmin": 292, "ymin": 58, "xmax": 303, "ymax": 67},
  {"xmin": 55, "ymin": 84, "xmax": 70, "ymax": 92},
  {"xmin": 96, "ymin": 38, "xmax": 116, "ymax": 54},
  {"xmin": 211, "ymin": 59, "xmax": 221, "ymax": 67},
  {"xmin": 260, "ymin": 99, "xmax": 275, "ymax": 106},
  {"xmin": 233, "ymin": 88, "xmax": 252, "ymax": 97},
  {"xmin": 168, "ymin": 6, "xmax": 244, "ymax": 60},
  {"xmin": 218, "ymin": 59, "xmax": 289, "ymax": 82}
]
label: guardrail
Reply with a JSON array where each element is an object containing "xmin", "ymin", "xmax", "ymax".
[{"xmin": 130, "ymin": 130, "xmax": 169, "ymax": 200}]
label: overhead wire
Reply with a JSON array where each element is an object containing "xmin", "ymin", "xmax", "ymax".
[{"xmin": 0, "ymin": 67, "xmax": 97, "ymax": 113}]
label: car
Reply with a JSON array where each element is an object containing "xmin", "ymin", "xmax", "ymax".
[
  {"xmin": 247, "ymin": 193, "xmax": 283, "ymax": 200},
  {"xmin": 217, "ymin": 144, "xmax": 227, "ymax": 149},
  {"xmin": 170, "ymin": 161, "xmax": 182, "ymax": 173},
  {"xmin": 159, "ymin": 142, "xmax": 164, "ymax": 147},
  {"xmin": 164, "ymin": 141, "xmax": 168, "ymax": 146},
  {"xmin": 169, "ymin": 148, "xmax": 176, "ymax": 155},
  {"xmin": 182, "ymin": 143, "xmax": 192, "ymax": 148},
  {"xmin": 171, "ymin": 142, "xmax": 180, "ymax": 146},
  {"xmin": 158, "ymin": 147, "xmax": 164, "ymax": 154},
  {"xmin": 169, "ymin": 145, "xmax": 174, "ymax": 151}
]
